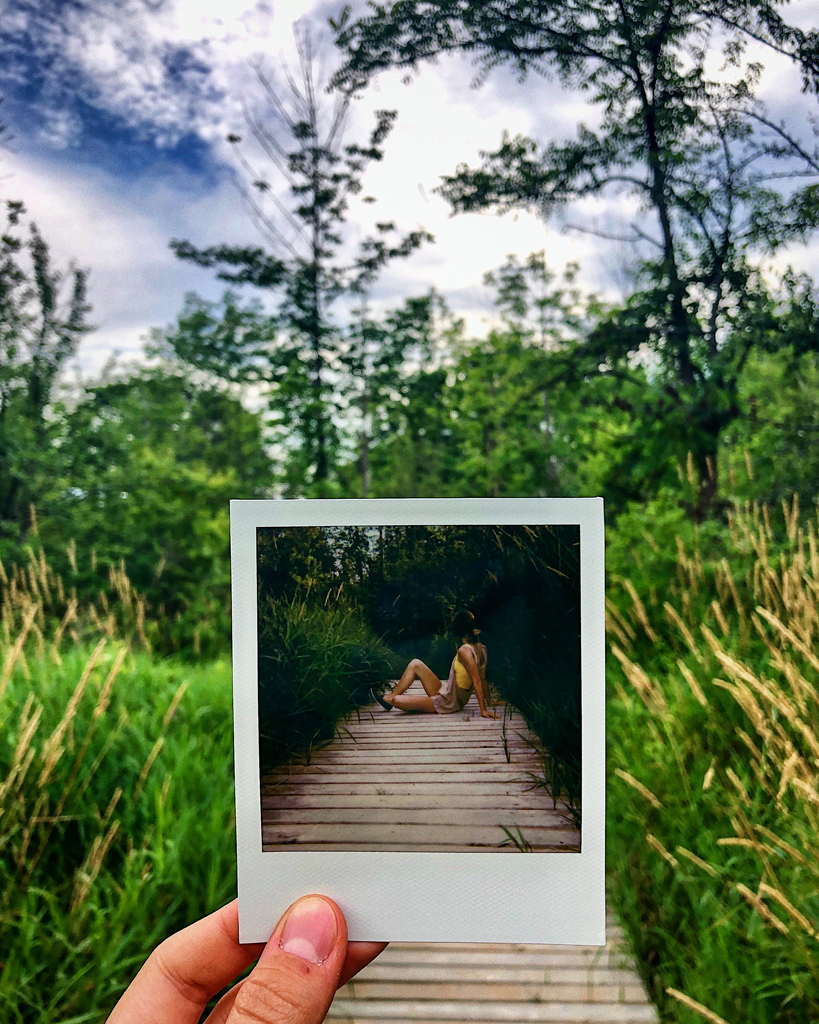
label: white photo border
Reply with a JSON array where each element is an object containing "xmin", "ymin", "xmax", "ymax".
[{"xmin": 231, "ymin": 497, "xmax": 605, "ymax": 944}]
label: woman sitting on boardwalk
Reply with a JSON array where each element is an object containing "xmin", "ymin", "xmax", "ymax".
[{"xmin": 372, "ymin": 610, "xmax": 499, "ymax": 719}]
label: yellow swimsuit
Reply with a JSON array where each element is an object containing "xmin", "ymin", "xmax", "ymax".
[
  {"xmin": 453, "ymin": 656, "xmax": 473, "ymax": 694},
  {"xmin": 431, "ymin": 643, "xmax": 487, "ymax": 714}
]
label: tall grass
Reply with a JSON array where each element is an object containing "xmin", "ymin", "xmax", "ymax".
[
  {"xmin": 1, "ymin": 538, "xmax": 156, "ymax": 655},
  {"xmin": 492, "ymin": 680, "xmax": 582, "ymax": 827},
  {"xmin": 608, "ymin": 494, "xmax": 819, "ymax": 1023},
  {"xmin": 257, "ymin": 593, "xmax": 397, "ymax": 773},
  {"xmin": 0, "ymin": 558, "xmax": 236, "ymax": 1023}
]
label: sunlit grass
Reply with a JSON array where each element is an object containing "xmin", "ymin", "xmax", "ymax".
[
  {"xmin": 608, "ymin": 495, "xmax": 819, "ymax": 1023},
  {"xmin": 0, "ymin": 562, "xmax": 236, "ymax": 1022}
]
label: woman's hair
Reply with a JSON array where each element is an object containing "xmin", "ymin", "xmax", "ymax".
[{"xmin": 451, "ymin": 608, "xmax": 480, "ymax": 642}]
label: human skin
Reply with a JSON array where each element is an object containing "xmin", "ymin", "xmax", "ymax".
[
  {"xmin": 385, "ymin": 641, "xmax": 499, "ymax": 718},
  {"xmin": 107, "ymin": 895, "xmax": 386, "ymax": 1024}
]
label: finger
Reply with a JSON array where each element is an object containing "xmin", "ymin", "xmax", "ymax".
[
  {"xmin": 204, "ymin": 979, "xmax": 247, "ymax": 1024},
  {"xmin": 108, "ymin": 900, "xmax": 265, "ymax": 1024},
  {"xmin": 205, "ymin": 941, "xmax": 388, "ymax": 1023},
  {"xmin": 226, "ymin": 894, "xmax": 347, "ymax": 1024},
  {"xmin": 339, "ymin": 942, "xmax": 389, "ymax": 988}
]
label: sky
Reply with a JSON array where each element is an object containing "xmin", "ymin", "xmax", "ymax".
[{"xmin": 3, "ymin": 0, "xmax": 819, "ymax": 375}]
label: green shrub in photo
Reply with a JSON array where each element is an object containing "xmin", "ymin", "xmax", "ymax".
[{"xmin": 257, "ymin": 596, "xmax": 397, "ymax": 772}]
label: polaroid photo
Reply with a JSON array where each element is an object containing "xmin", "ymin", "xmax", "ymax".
[{"xmin": 231, "ymin": 497, "xmax": 605, "ymax": 944}]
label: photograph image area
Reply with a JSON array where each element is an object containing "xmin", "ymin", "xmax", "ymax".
[{"xmin": 257, "ymin": 524, "xmax": 581, "ymax": 853}]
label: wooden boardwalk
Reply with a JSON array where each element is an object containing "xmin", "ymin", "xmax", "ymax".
[
  {"xmin": 261, "ymin": 681, "xmax": 580, "ymax": 852},
  {"xmin": 328, "ymin": 912, "xmax": 658, "ymax": 1023}
]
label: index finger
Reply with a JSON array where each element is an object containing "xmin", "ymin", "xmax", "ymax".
[{"xmin": 108, "ymin": 900, "xmax": 264, "ymax": 1024}]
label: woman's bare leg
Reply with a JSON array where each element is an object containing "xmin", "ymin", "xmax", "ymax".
[
  {"xmin": 385, "ymin": 658, "xmax": 441, "ymax": 702},
  {"xmin": 391, "ymin": 692, "xmax": 437, "ymax": 713}
]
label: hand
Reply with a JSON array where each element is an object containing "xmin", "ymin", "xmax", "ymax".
[
  {"xmin": 481, "ymin": 709, "xmax": 499, "ymax": 719},
  {"xmin": 108, "ymin": 895, "xmax": 386, "ymax": 1024}
]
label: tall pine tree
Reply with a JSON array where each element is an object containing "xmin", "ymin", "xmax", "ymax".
[{"xmin": 170, "ymin": 25, "xmax": 432, "ymax": 494}]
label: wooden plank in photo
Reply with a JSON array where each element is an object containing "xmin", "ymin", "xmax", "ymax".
[
  {"xmin": 260, "ymin": 686, "xmax": 580, "ymax": 853},
  {"xmin": 261, "ymin": 843, "xmax": 578, "ymax": 853},
  {"xmin": 262, "ymin": 822, "xmax": 578, "ymax": 847},
  {"xmin": 261, "ymin": 793, "xmax": 564, "ymax": 811},
  {"xmin": 262, "ymin": 783, "xmax": 567, "ymax": 800},
  {"xmin": 261, "ymin": 808, "xmax": 573, "ymax": 828}
]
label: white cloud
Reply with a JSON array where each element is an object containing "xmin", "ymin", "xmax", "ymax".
[
  {"xmin": 4, "ymin": 150, "xmax": 261, "ymax": 374},
  {"xmin": 4, "ymin": 0, "xmax": 819, "ymax": 376}
]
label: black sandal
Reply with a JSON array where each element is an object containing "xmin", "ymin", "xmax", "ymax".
[{"xmin": 371, "ymin": 687, "xmax": 393, "ymax": 711}]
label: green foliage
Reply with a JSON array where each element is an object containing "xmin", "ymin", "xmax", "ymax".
[
  {"xmin": 333, "ymin": 0, "xmax": 819, "ymax": 508},
  {"xmin": 721, "ymin": 312, "xmax": 819, "ymax": 506},
  {"xmin": 148, "ymin": 290, "xmax": 276, "ymax": 384},
  {"xmin": 337, "ymin": 290, "xmax": 457, "ymax": 496},
  {"xmin": 0, "ymin": 644, "xmax": 237, "ymax": 1023},
  {"xmin": 0, "ymin": 366, "xmax": 273, "ymax": 656},
  {"xmin": 257, "ymin": 595, "xmax": 396, "ymax": 773},
  {"xmin": 0, "ymin": 200, "xmax": 91, "ymax": 535}
]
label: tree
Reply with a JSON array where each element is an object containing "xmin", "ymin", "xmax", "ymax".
[
  {"xmin": 332, "ymin": 1, "xmax": 819, "ymax": 509},
  {"xmin": 36, "ymin": 365, "xmax": 274, "ymax": 654},
  {"xmin": 170, "ymin": 24, "xmax": 432, "ymax": 495},
  {"xmin": 338, "ymin": 289, "xmax": 455, "ymax": 495},
  {"xmin": 720, "ymin": 271, "xmax": 819, "ymax": 504},
  {"xmin": 0, "ymin": 200, "xmax": 90, "ymax": 534},
  {"xmin": 482, "ymin": 252, "xmax": 607, "ymax": 492}
]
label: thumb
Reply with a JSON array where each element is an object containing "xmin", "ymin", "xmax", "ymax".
[{"xmin": 224, "ymin": 895, "xmax": 347, "ymax": 1024}]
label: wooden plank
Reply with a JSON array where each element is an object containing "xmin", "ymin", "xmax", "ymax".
[
  {"xmin": 354, "ymin": 966, "xmax": 646, "ymax": 985},
  {"xmin": 327, "ymin": 999, "xmax": 657, "ymax": 1021},
  {"xmin": 327, "ymin": 1018, "xmax": 650, "ymax": 1024},
  {"xmin": 261, "ymin": 823, "xmax": 578, "ymax": 846},
  {"xmin": 261, "ymin": 783, "xmax": 567, "ymax": 800},
  {"xmin": 337, "ymin": 727, "xmax": 528, "ymax": 735},
  {"xmin": 262, "ymin": 794, "xmax": 564, "ymax": 811},
  {"xmin": 335, "ymin": 726, "xmax": 525, "ymax": 734},
  {"xmin": 387, "ymin": 944, "xmax": 616, "ymax": 954},
  {"xmin": 261, "ymin": 693, "xmax": 579, "ymax": 851},
  {"xmin": 328, "ymin": 906, "xmax": 659, "ymax": 1024},
  {"xmin": 262, "ymin": 774, "xmax": 544, "ymax": 789},
  {"xmin": 385, "ymin": 943, "xmax": 621, "ymax": 955},
  {"xmin": 262, "ymin": 770, "xmax": 544, "ymax": 786},
  {"xmin": 340, "ymin": 982, "xmax": 650, "ymax": 1003},
  {"xmin": 333, "ymin": 723, "xmax": 528, "ymax": 732},
  {"xmin": 270, "ymin": 764, "xmax": 543, "ymax": 775},
  {"xmin": 336, "ymin": 734, "xmax": 527, "ymax": 740},
  {"xmin": 325, "ymin": 1015, "xmax": 647, "ymax": 1024},
  {"xmin": 262, "ymin": 808, "xmax": 573, "ymax": 827},
  {"xmin": 307, "ymin": 741, "xmax": 537, "ymax": 750},
  {"xmin": 261, "ymin": 844, "xmax": 580, "ymax": 853},
  {"xmin": 370, "ymin": 951, "xmax": 634, "ymax": 969},
  {"xmin": 302, "ymin": 752, "xmax": 541, "ymax": 764},
  {"xmin": 316, "ymin": 750, "xmax": 535, "ymax": 757}
]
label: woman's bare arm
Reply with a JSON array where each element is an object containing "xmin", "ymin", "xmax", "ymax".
[
  {"xmin": 478, "ymin": 665, "xmax": 495, "ymax": 709},
  {"xmin": 458, "ymin": 645, "xmax": 498, "ymax": 718}
]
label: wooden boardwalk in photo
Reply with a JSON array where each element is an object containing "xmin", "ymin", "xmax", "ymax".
[
  {"xmin": 328, "ymin": 911, "xmax": 659, "ymax": 1024},
  {"xmin": 260, "ymin": 681, "xmax": 581, "ymax": 852}
]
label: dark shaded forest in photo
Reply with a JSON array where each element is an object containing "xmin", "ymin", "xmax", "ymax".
[{"xmin": 256, "ymin": 524, "xmax": 581, "ymax": 805}]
